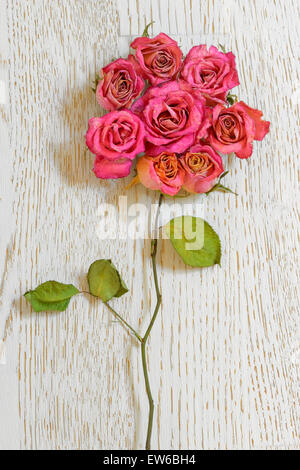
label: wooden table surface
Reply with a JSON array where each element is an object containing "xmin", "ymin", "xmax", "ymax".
[{"xmin": 0, "ymin": 0, "xmax": 299, "ymax": 450}]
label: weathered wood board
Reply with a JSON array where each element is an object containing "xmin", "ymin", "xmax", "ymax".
[{"xmin": 0, "ymin": 0, "xmax": 299, "ymax": 450}]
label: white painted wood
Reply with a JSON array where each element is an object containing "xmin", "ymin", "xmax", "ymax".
[
  {"xmin": 0, "ymin": 0, "xmax": 21, "ymax": 451},
  {"xmin": 0, "ymin": 0, "xmax": 299, "ymax": 450}
]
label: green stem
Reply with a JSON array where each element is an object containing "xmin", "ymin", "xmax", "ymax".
[
  {"xmin": 141, "ymin": 193, "xmax": 163, "ymax": 450},
  {"xmin": 81, "ymin": 292, "xmax": 142, "ymax": 342},
  {"xmin": 82, "ymin": 192, "xmax": 164, "ymax": 450},
  {"xmin": 105, "ymin": 302, "xmax": 142, "ymax": 343},
  {"xmin": 141, "ymin": 340, "xmax": 154, "ymax": 450}
]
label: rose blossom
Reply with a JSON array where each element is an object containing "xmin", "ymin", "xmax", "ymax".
[
  {"xmin": 86, "ymin": 110, "xmax": 145, "ymax": 179},
  {"xmin": 179, "ymin": 144, "xmax": 224, "ymax": 194},
  {"xmin": 208, "ymin": 101, "xmax": 270, "ymax": 159},
  {"xmin": 96, "ymin": 58, "xmax": 144, "ymax": 111},
  {"xmin": 131, "ymin": 80, "xmax": 210, "ymax": 156},
  {"xmin": 181, "ymin": 45, "xmax": 239, "ymax": 103},
  {"xmin": 137, "ymin": 152, "xmax": 185, "ymax": 196},
  {"xmin": 130, "ymin": 33, "xmax": 182, "ymax": 85}
]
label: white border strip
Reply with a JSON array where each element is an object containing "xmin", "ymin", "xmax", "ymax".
[{"xmin": 0, "ymin": 0, "xmax": 13, "ymax": 340}]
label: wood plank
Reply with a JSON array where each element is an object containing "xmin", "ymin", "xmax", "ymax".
[{"xmin": 0, "ymin": 0, "xmax": 299, "ymax": 450}]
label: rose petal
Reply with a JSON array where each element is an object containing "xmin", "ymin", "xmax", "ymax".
[
  {"xmin": 136, "ymin": 156, "xmax": 161, "ymax": 191},
  {"xmin": 236, "ymin": 101, "xmax": 270, "ymax": 141},
  {"xmin": 93, "ymin": 156, "xmax": 133, "ymax": 179}
]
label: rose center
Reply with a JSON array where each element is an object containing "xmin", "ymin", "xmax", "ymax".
[
  {"xmin": 216, "ymin": 112, "xmax": 241, "ymax": 143},
  {"xmin": 155, "ymin": 101, "xmax": 188, "ymax": 134},
  {"xmin": 200, "ymin": 70, "xmax": 216, "ymax": 84},
  {"xmin": 186, "ymin": 153, "xmax": 213, "ymax": 176},
  {"xmin": 155, "ymin": 154, "xmax": 178, "ymax": 180},
  {"xmin": 110, "ymin": 121, "xmax": 133, "ymax": 146},
  {"xmin": 151, "ymin": 50, "xmax": 174, "ymax": 76},
  {"xmin": 112, "ymin": 71, "xmax": 132, "ymax": 100}
]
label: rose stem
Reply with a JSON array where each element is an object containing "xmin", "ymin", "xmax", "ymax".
[
  {"xmin": 141, "ymin": 193, "xmax": 163, "ymax": 450},
  {"xmin": 81, "ymin": 292, "xmax": 142, "ymax": 342},
  {"xmin": 104, "ymin": 302, "xmax": 143, "ymax": 343}
]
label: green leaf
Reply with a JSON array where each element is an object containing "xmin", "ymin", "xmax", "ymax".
[
  {"xmin": 206, "ymin": 171, "xmax": 237, "ymax": 196},
  {"xmin": 162, "ymin": 189, "xmax": 191, "ymax": 199},
  {"xmin": 219, "ymin": 170, "xmax": 229, "ymax": 180},
  {"xmin": 206, "ymin": 182, "xmax": 238, "ymax": 196},
  {"xmin": 91, "ymin": 73, "xmax": 102, "ymax": 93},
  {"xmin": 218, "ymin": 43, "xmax": 227, "ymax": 53},
  {"xmin": 142, "ymin": 21, "xmax": 155, "ymax": 37},
  {"xmin": 24, "ymin": 281, "xmax": 79, "ymax": 312},
  {"xmin": 217, "ymin": 184, "xmax": 238, "ymax": 195},
  {"xmin": 164, "ymin": 216, "xmax": 221, "ymax": 267},
  {"xmin": 226, "ymin": 92, "xmax": 238, "ymax": 106},
  {"xmin": 110, "ymin": 261, "xmax": 129, "ymax": 298},
  {"xmin": 87, "ymin": 260, "xmax": 128, "ymax": 302}
]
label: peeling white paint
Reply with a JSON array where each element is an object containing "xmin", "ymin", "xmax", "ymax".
[
  {"xmin": 0, "ymin": 80, "xmax": 6, "ymax": 104},
  {"xmin": 0, "ymin": 0, "xmax": 14, "ymax": 341},
  {"xmin": 0, "ymin": 341, "xmax": 6, "ymax": 365}
]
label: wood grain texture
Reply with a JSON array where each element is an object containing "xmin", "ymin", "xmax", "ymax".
[{"xmin": 0, "ymin": 0, "xmax": 299, "ymax": 450}]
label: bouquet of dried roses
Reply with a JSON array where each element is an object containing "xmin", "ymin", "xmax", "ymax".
[{"xmin": 24, "ymin": 27, "xmax": 270, "ymax": 450}]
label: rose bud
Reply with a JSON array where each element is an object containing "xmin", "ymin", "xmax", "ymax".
[
  {"xmin": 96, "ymin": 58, "xmax": 144, "ymax": 111},
  {"xmin": 179, "ymin": 145, "xmax": 224, "ymax": 194},
  {"xmin": 181, "ymin": 45, "xmax": 239, "ymax": 104},
  {"xmin": 208, "ymin": 101, "xmax": 270, "ymax": 158},
  {"xmin": 137, "ymin": 152, "xmax": 185, "ymax": 196},
  {"xmin": 130, "ymin": 33, "xmax": 183, "ymax": 85},
  {"xmin": 131, "ymin": 80, "xmax": 209, "ymax": 156},
  {"xmin": 86, "ymin": 110, "xmax": 145, "ymax": 179}
]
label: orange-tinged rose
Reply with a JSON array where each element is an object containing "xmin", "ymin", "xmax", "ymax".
[
  {"xmin": 179, "ymin": 145, "xmax": 224, "ymax": 193},
  {"xmin": 137, "ymin": 152, "xmax": 185, "ymax": 196}
]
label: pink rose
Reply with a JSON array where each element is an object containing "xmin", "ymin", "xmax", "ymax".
[
  {"xmin": 179, "ymin": 144, "xmax": 224, "ymax": 193},
  {"xmin": 86, "ymin": 110, "xmax": 145, "ymax": 179},
  {"xmin": 93, "ymin": 156, "xmax": 133, "ymax": 179},
  {"xmin": 137, "ymin": 152, "xmax": 185, "ymax": 196},
  {"xmin": 181, "ymin": 45, "xmax": 239, "ymax": 103},
  {"xmin": 131, "ymin": 80, "xmax": 209, "ymax": 156},
  {"xmin": 130, "ymin": 33, "xmax": 182, "ymax": 85},
  {"xmin": 96, "ymin": 58, "xmax": 144, "ymax": 111},
  {"xmin": 208, "ymin": 101, "xmax": 270, "ymax": 158}
]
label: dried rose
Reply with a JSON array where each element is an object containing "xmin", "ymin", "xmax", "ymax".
[
  {"xmin": 96, "ymin": 58, "xmax": 144, "ymax": 111},
  {"xmin": 130, "ymin": 33, "xmax": 182, "ymax": 85}
]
